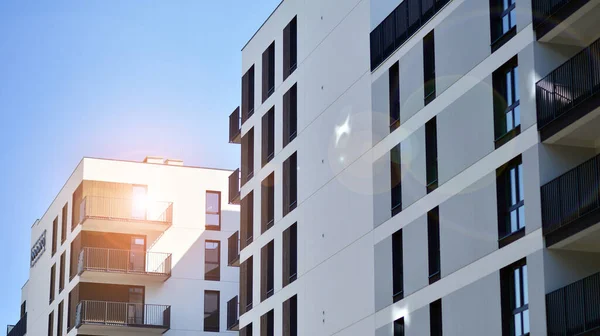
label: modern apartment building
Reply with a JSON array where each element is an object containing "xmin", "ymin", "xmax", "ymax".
[
  {"xmin": 6, "ymin": 156, "xmax": 240, "ymax": 336},
  {"xmin": 227, "ymin": 0, "xmax": 600, "ymax": 335}
]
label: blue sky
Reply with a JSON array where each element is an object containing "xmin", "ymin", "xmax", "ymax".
[{"xmin": 0, "ymin": 0, "xmax": 280, "ymax": 327}]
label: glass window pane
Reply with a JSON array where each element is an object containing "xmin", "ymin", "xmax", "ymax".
[
  {"xmin": 514, "ymin": 105, "xmax": 521, "ymax": 127},
  {"xmin": 514, "ymin": 269, "xmax": 522, "ymax": 308},
  {"xmin": 510, "ymin": 168, "xmax": 517, "ymax": 205},
  {"xmin": 523, "ymin": 265, "xmax": 529, "ymax": 305},
  {"xmin": 514, "ymin": 313, "xmax": 522, "ymax": 336},
  {"xmin": 206, "ymin": 213, "xmax": 220, "ymax": 227},
  {"xmin": 511, "ymin": 210, "xmax": 518, "ymax": 233},
  {"xmin": 518, "ymin": 205, "xmax": 526, "ymax": 230},
  {"xmin": 523, "ymin": 309, "xmax": 530, "ymax": 334},
  {"xmin": 506, "ymin": 71, "xmax": 513, "ymax": 104},
  {"xmin": 510, "ymin": 9, "xmax": 516, "ymax": 29},
  {"xmin": 206, "ymin": 241, "xmax": 220, "ymax": 262},
  {"xmin": 503, "ymin": 0, "xmax": 509, "ymax": 10},
  {"xmin": 503, "ymin": 15, "xmax": 510, "ymax": 34},
  {"xmin": 514, "ymin": 67, "xmax": 520, "ymax": 101},
  {"xmin": 506, "ymin": 110, "xmax": 515, "ymax": 133},
  {"xmin": 206, "ymin": 192, "xmax": 220, "ymax": 214}
]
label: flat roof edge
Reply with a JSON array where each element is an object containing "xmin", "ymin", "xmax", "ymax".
[{"xmin": 241, "ymin": 0, "xmax": 285, "ymax": 51}]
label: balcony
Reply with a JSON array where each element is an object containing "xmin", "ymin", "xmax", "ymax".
[
  {"xmin": 77, "ymin": 247, "xmax": 171, "ymax": 285},
  {"xmin": 536, "ymin": 37, "xmax": 600, "ymax": 144},
  {"xmin": 79, "ymin": 196, "xmax": 173, "ymax": 236},
  {"xmin": 532, "ymin": 0, "xmax": 600, "ymax": 44},
  {"xmin": 229, "ymin": 107, "xmax": 241, "ymax": 144},
  {"xmin": 546, "ymin": 271, "xmax": 600, "ymax": 335},
  {"xmin": 227, "ymin": 296, "xmax": 239, "ymax": 331},
  {"xmin": 75, "ymin": 301, "xmax": 170, "ymax": 335},
  {"xmin": 229, "ymin": 169, "xmax": 241, "ymax": 205},
  {"xmin": 228, "ymin": 231, "xmax": 240, "ymax": 267},
  {"xmin": 541, "ymin": 153, "xmax": 600, "ymax": 249},
  {"xmin": 6, "ymin": 314, "xmax": 26, "ymax": 336}
]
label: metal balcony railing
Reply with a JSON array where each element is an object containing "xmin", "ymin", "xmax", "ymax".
[
  {"xmin": 229, "ymin": 107, "xmax": 241, "ymax": 143},
  {"xmin": 540, "ymin": 153, "xmax": 600, "ymax": 234},
  {"xmin": 546, "ymin": 271, "xmax": 600, "ymax": 335},
  {"xmin": 227, "ymin": 296, "xmax": 239, "ymax": 331},
  {"xmin": 6, "ymin": 314, "xmax": 26, "ymax": 336},
  {"xmin": 536, "ymin": 37, "xmax": 600, "ymax": 131},
  {"xmin": 228, "ymin": 231, "xmax": 240, "ymax": 267},
  {"xmin": 229, "ymin": 169, "xmax": 241, "ymax": 205},
  {"xmin": 78, "ymin": 247, "xmax": 172, "ymax": 276},
  {"xmin": 80, "ymin": 196, "xmax": 173, "ymax": 224},
  {"xmin": 76, "ymin": 301, "xmax": 170, "ymax": 329},
  {"xmin": 532, "ymin": 0, "xmax": 582, "ymax": 28}
]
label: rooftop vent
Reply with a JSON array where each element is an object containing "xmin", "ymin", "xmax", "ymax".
[
  {"xmin": 143, "ymin": 156, "xmax": 164, "ymax": 164},
  {"xmin": 165, "ymin": 159, "xmax": 184, "ymax": 166}
]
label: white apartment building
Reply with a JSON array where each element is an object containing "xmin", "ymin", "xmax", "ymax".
[
  {"xmin": 227, "ymin": 0, "xmax": 600, "ymax": 335},
  {"xmin": 7, "ymin": 156, "xmax": 240, "ymax": 336}
]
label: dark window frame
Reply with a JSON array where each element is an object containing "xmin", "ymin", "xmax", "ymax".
[
  {"xmin": 425, "ymin": 117, "xmax": 438, "ymax": 193},
  {"xmin": 262, "ymin": 173, "xmax": 275, "ymax": 233},
  {"xmin": 204, "ymin": 290, "xmax": 221, "ymax": 332},
  {"xmin": 283, "ymin": 16, "xmax": 298, "ymax": 81},
  {"xmin": 430, "ymin": 299, "xmax": 443, "ymax": 336},
  {"xmin": 490, "ymin": 0, "xmax": 517, "ymax": 52},
  {"xmin": 501, "ymin": 259, "xmax": 529, "ymax": 336},
  {"xmin": 283, "ymin": 152, "xmax": 298, "ymax": 217},
  {"xmin": 57, "ymin": 300, "xmax": 64, "ymax": 336},
  {"xmin": 242, "ymin": 65, "xmax": 255, "ymax": 123},
  {"xmin": 241, "ymin": 128, "xmax": 255, "ymax": 186},
  {"xmin": 205, "ymin": 190, "xmax": 222, "ymax": 231},
  {"xmin": 52, "ymin": 217, "xmax": 58, "ymax": 256},
  {"xmin": 394, "ymin": 317, "xmax": 405, "ymax": 336},
  {"xmin": 59, "ymin": 252, "xmax": 66, "ymax": 293},
  {"xmin": 205, "ymin": 240, "xmax": 221, "ymax": 281},
  {"xmin": 391, "ymin": 144, "xmax": 402, "ymax": 217},
  {"xmin": 283, "ymin": 295, "xmax": 297, "ymax": 336},
  {"xmin": 283, "ymin": 84, "xmax": 298, "ymax": 148},
  {"xmin": 494, "ymin": 57, "xmax": 521, "ymax": 148},
  {"xmin": 61, "ymin": 203, "xmax": 68, "ymax": 244},
  {"xmin": 262, "ymin": 107, "xmax": 275, "ymax": 167},
  {"xmin": 48, "ymin": 311, "xmax": 54, "ymax": 336},
  {"xmin": 262, "ymin": 42, "xmax": 276, "ymax": 103},
  {"xmin": 240, "ymin": 191, "xmax": 254, "ymax": 251},
  {"xmin": 389, "ymin": 62, "xmax": 400, "ymax": 132},
  {"xmin": 423, "ymin": 30, "xmax": 436, "ymax": 106},
  {"xmin": 283, "ymin": 223, "xmax": 298, "ymax": 287},
  {"xmin": 428, "ymin": 207, "xmax": 441, "ymax": 284},
  {"xmin": 392, "ymin": 229, "xmax": 404, "ymax": 302},
  {"xmin": 497, "ymin": 156, "xmax": 525, "ymax": 247},
  {"xmin": 261, "ymin": 240, "xmax": 275, "ymax": 301},
  {"xmin": 261, "ymin": 309, "xmax": 274, "ymax": 336},
  {"xmin": 50, "ymin": 264, "xmax": 56, "ymax": 304}
]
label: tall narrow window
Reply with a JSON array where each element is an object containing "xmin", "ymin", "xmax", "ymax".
[
  {"xmin": 426, "ymin": 117, "xmax": 438, "ymax": 193},
  {"xmin": 283, "ymin": 295, "xmax": 298, "ymax": 336},
  {"xmin": 57, "ymin": 300, "xmax": 64, "ymax": 336},
  {"xmin": 261, "ymin": 309, "xmax": 274, "ymax": 336},
  {"xmin": 61, "ymin": 203, "xmax": 68, "ymax": 244},
  {"xmin": 241, "ymin": 128, "xmax": 255, "ymax": 186},
  {"xmin": 283, "ymin": 223, "xmax": 297, "ymax": 287},
  {"xmin": 241, "ymin": 323, "xmax": 253, "ymax": 336},
  {"xmin": 389, "ymin": 62, "xmax": 400, "ymax": 132},
  {"xmin": 493, "ymin": 58, "xmax": 520, "ymax": 147},
  {"xmin": 497, "ymin": 156, "xmax": 525, "ymax": 247},
  {"xmin": 52, "ymin": 217, "xmax": 58, "ymax": 256},
  {"xmin": 501, "ymin": 260, "xmax": 529, "ymax": 336},
  {"xmin": 428, "ymin": 207, "xmax": 441, "ymax": 284},
  {"xmin": 262, "ymin": 107, "xmax": 275, "ymax": 167},
  {"xmin": 48, "ymin": 311, "xmax": 54, "ymax": 336},
  {"xmin": 423, "ymin": 30, "xmax": 436, "ymax": 105},
  {"xmin": 430, "ymin": 299, "xmax": 443, "ymax": 336},
  {"xmin": 49, "ymin": 264, "xmax": 56, "ymax": 303},
  {"xmin": 262, "ymin": 42, "xmax": 276, "ymax": 103},
  {"xmin": 204, "ymin": 290, "xmax": 220, "ymax": 332},
  {"xmin": 283, "ymin": 16, "xmax": 298, "ymax": 80},
  {"xmin": 283, "ymin": 84, "xmax": 298, "ymax": 148},
  {"xmin": 391, "ymin": 144, "xmax": 402, "ymax": 216},
  {"xmin": 262, "ymin": 173, "xmax": 275, "ymax": 233},
  {"xmin": 59, "ymin": 252, "xmax": 65, "ymax": 293},
  {"xmin": 240, "ymin": 256, "xmax": 254, "ymax": 315},
  {"xmin": 283, "ymin": 152, "xmax": 298, "ymax": 217},
  {"xmin": 205, "ymin": 241, "xmax": 221, "ymax": 281},
  {"xmin": 240, "ymin": 191, "xmax": 254, "ymax": 250},
  {"xmin": 242, "ymin": 65, "xmax": 255, "ymax": 123},
  {"xmin": 490, "ymin": 0, "xmax": 517, "ymax": 51},
  {"xmin": 394, "ymin": 317, "xmax": 405, "ymax": 336},
  {"xmin": 392, "ymin": 229, "xmax": 404, "ymax": 302},
  {"xmin": 206, "ymin": 191, "xmax": 221, "ymax": 231},
  {"xmin": 261, "ymin": 240, "xmax": 275, "ymax": 301}
]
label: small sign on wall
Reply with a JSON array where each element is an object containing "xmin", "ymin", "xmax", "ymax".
[{"xmin": 30, "ymin": 230, "xmax": 46, "ymax": 267}]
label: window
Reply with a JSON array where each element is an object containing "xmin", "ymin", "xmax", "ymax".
[
  {"xmin": 283, "ymin": 295, "xmax": 297, "ymax": 336},
  {"xmin": 241, "ymin": 128, "xmax": 255, "ymax": 186},
  {"xmin": 262, "ymin": 173, "xmax": 275, "ymax": 233},
  {"xmin": 423, "ymin": 30, "xmax": 436, "ymax": 105},
  {"xmin": 493, "ymin": 58, "xmax": 520, "ymax": 147},
  {"xmin": 242, "ymin": 65, "xmax": 255, "ymax": 123},
  {"xmin": 501, "ymin": 260, "xmax": 529, "ymax": 336},
  {"xmin": 389, "ymin": 62, "xmax": 400, "ymax": 131},
  {"xmin": 283, "ymin": 152, "xmax": 298, "ymax": 217},
  {"xmin": 391, "ymin": 144, "xmax": 402, "ymax": 216},
  {"xmin": 497, "ymin": 156, "xmax": 525, "ymax": 247},
  {"xmin": 283, "ymin": 223, "xmax": 297, "ymax": 287},
  {"xmin": 394, "ymin": 317, "xmax": 405, "ymax": 336},
  {"xmin": 206, "ymin": 191, "xmax": 221, "ymax": 230},
  {"xmin": 204, "ymin": 290, "xmax": 220, "ymax": 332},
  {"xmin": 490, "ymin": 0, "xmax": 516, "ymax": 51},
  {"xmin": 283, "ymin": 84, "xmax": 298, "ymax": 148},
  {"xmin": 428, "ymin": 207, "xmax": 441, "ymax": 284},
  {"xmin": 262, "ymin": 42, "xmax": 276, "ymax": 103},
  {"xmin": 48, "ymin": 311, "xmax": 54, "ymax": 336},
  {"xmin": 261, "ymin": 240, "xmax": 275, "ymax": 301},
  {"xmin": 59, "ymin": 252, "xmax": 65, "ymax": 293},
  {"xmin": 241, "ymin": 323, "xmax": 253, "ymax": 336},
  {"xmin": 261, "ymin": 309, "xmax": 274, "ymax": 336},
  {"xmin": 240, "ymin": 191, "xmax": 254, "ymax": 250},
  {"xmin": 426, "ymin": 117, "xmax": 438, "ymax": 193},
  {"xmin": 392, "ymin": 229, "xmax": 404, "ymax": 302},
  {"xmin": 283, "ymin": 16, "xmax": 297, "ymax": 80},
  {"xmin": 61, "ymin": 203, "xmax": 68, "ymax": 244},
  {"xmin": 262, "ymin": 107, "xmax": 275, "ymax": 167},
  {"xmin": 50, "ymin": 264, "xmax": 56, "ymax": 303},
  {"xmin": 131, "ymin": 185, "xmax": 147, "ymax": 220},
  {"xmin": 430, "ymin": 299, "xmax": 443, "ymax": 336},
  {"xmin": 57, "ymin": 300, "xmax": 64, "ymax": 336},
  {"xmin": 20, "ymin": 301, "xmax": 26, "ymax": 317},
  {"xmin": 240, "ymin": 256, "xmax": 253, "ymax": 314},
  {"xmin": 52, "ymin": 217, "xmax": 58, "ymax": 256},
  {"xmin": 205, "ymin": 241, "xmax": 220, "ymax": 281}
]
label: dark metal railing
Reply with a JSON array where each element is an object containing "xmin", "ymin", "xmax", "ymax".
[
  {"xmin": 76, "ymin": 301, "xmax": 170, "ymax": 329},
  {"xmin": 546, "ymin": 271, "xmax": 600, "ymax": 335},
  {"xmin": 229, "ymin": 169, "xmax": 241, "ymax": 205},
  {"xmin": 532, "ymin": 0, "xmax": 580, "ymax": 28},
  {"xmin": 228, "ymin": 231, "xmax": 240, "ymax": 267},
  {"xmin": 540, "ymin": 153, "xmax": 600, "ymax": 234},
  {"xmin": 229, "ymin": 107, "xmax": 241, "ymax": 143},
  {"xmin": 6, "ymin": 314, "xmax": 26, "ymax": 336},
  {"xmin": 78, "ymin": 247, "xmax": 171, "ymax": 277},
  {"xmin": 80, "ymin": 196, "xmax": 173, "ymax": 225},
  {"xmin": 227, "ymin": 296, "xmax": 239, "ymax": 331},
  {"xmin": 536, "ymin": 37, "xmax": 600, "ymax": 130}
]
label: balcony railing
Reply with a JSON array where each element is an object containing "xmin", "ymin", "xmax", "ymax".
[
  {"xmin": 6, "ymin": 314, "xmax": 26, "ymax": 336},
  {"xmin": 227, "ymin": 296, "xmax": 239, "ymax": 331},
  {"xmin": 76, "ymin": 301, "xmax": 170, "ymax": 329},
  {"xmin": 536, "ymin": 37, "xmax": 600, "ymax": 136},
  {"xmin": 228, "ymin": 231, "xmax": 240, "ymax": 267},
  {"xmin": 229, "ymin": 169, "xmax": 241, "ymax": 205},
  {"xmin": 546, "ymin": 271, "xmax": 600, "ymax": 335},
  {"xmin": 532, "ymin": 0, "xmax": 591, "ymax": 33},
  {"xmin": 80, "ymin": 196, "xmax": 173, "ymax": 224},
  {"xmin": 78, "ymin": 247, "xmax": 172, "ymax": 277},
  {"xmin": 229, "ymin": 106, "xmax": 241, "ymax": 144}
]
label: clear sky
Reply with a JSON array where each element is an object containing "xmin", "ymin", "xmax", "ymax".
[{"xmin": 0, "ymin": 0, "xmax": 281, "ymax": 327}]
